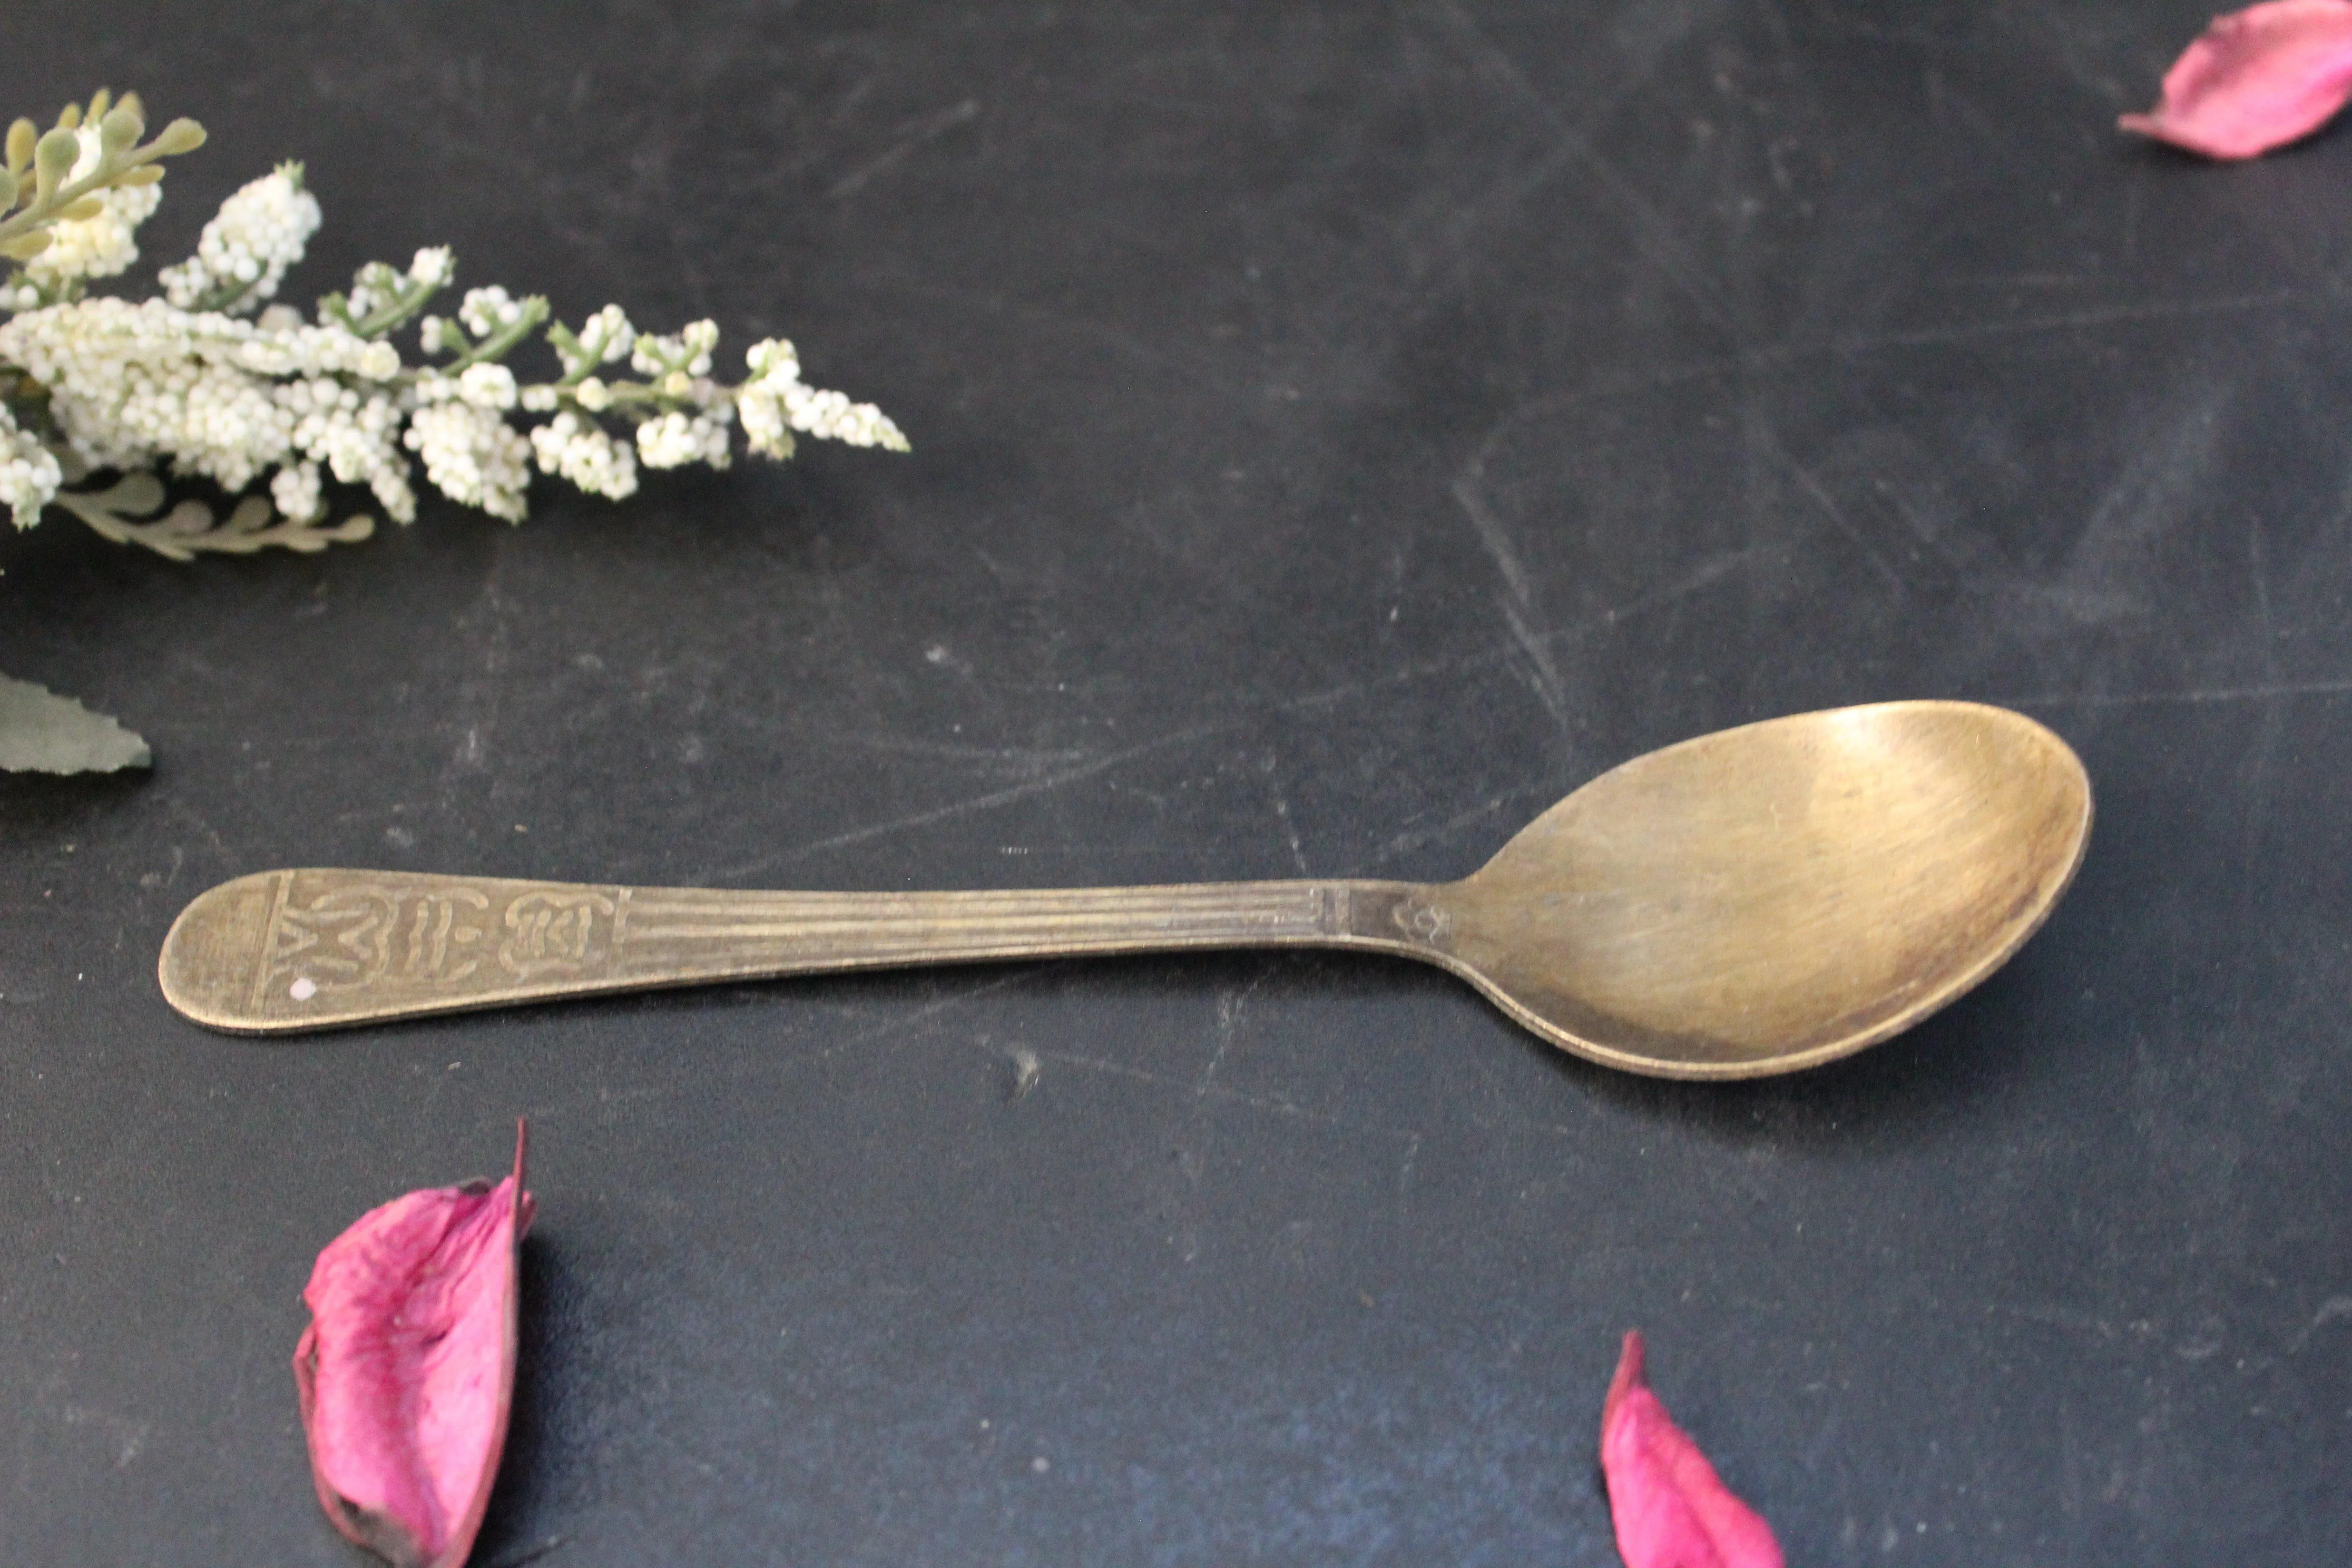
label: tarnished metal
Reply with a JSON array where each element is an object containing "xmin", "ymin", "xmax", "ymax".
[{"xmin": 160, "ymin": 701, "xmax": 2091, "ymax": 1079}]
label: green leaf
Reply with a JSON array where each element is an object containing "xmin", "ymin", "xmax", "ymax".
[
  {"xmin": 99, "ymin": 103, "xmax": 143, "ymax": 154},
  {"xmin": 0, "ymin": 674, "xmax": 151, "ymax": 773},
  {"xmin": 33, "ymin": 126, "xmax": 78, "ymax": 200},
  {"xmin": 147, "ymin": 118, "xmax": 205, "ymax": 157}
]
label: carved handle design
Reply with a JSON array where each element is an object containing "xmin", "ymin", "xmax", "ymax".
[{"xmin": 159, "ymin": 869, "xmax": 1440, "ymax": 1034}]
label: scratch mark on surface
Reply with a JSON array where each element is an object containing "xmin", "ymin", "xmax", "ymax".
[
  {"xmin": 2229, "ymin": 515, "xmax": 2287, "ymax": 1017},
  {"xmin": 712, "ymin": 717, "xmax": 1237, "ymax": 878},
  {"xmin": 2250, "ymin": 513, "xmax": 2282, "ymax": 685},
  {"xmin": 1463, "ymin": 1104, "xmax": 1611, "ymax": 1147},
  {"xmin": 1362, "ymin": 783, "xmax": 1553, "ymax": 869},
  {"xmin": 518, "ymin": 974, "xmax": 1043, "ymax": 1120},
  {"xmin": 1500, "ymin": 594, "xmax": 1574, "ymax": 731},
  {"xmin": 834, "ymin": 735, "xmax": 1096, "ymax": 767},
  {"xmin": 1008, "ymin": 1046, "xmax": 1042, "ymax": 1099},
  {"xmin": 2004, "ymin": 677, "xmax": 2352, "ymax": 709},
  {"xmin": 844, "ymin": 273, "xmax": 1238, "ymax": 395},
  {"xmin": 1418, "ymin": 0, "xmax": 1744, "ymax": 333},
  {"xmin": 1833, "ymin": 289, "xmax": 2317, "ymax": 354},
  {"xmin": 1985, "ymin": 1300, "xmax": 2150, "ymax": 1343},
  {"xmin": 1259, "ymin": 750, "xmax": 1311, "ymax": 874},
  {"xmin": 1284, "ymin": 544, "xmax": 1761, "ymax": 720},
  {"xmin": 1200, "ymin": 998, "xmax": 1240, "ymax": 1098},
  {"xmin": 828, "ymin": 98, "xmax": 980, "ymax": 200},
  {"xmin": 706, "ymin": 550, "xmax": 1764, "ymax": 880},
  {"xmin": 521, "ymin": 1083, "xmax": 678, "ymax": 1126},
  {"xmin": 2121, "ymin": 161, "xmax": 2145, "ymax": 263},
  {"xmin": 2289, "ymin": 1295, "xmax": 2352, "ymax": 1352},
  {"xmin": 1450, "ymin": 289, "xmax": 2313, "ymax": 491},
  {"xmin": 1452, "ymin": 466, "xmax": 1536, "ymax": 604},
  {"xmin": 1041, "ymin": 1048, "xmax": 1421, "ymax": 1144},
  {"xmin": 61, "ymin": 1404, "xmax": 148, "ymax": 1468},
  {"xmin": 1196, "ymin": 969, "xmax": 1270, "ymax": 1101},
  {"xmin": 1589, "ymin": 545, "xmax": 1771, "ymax": 627},
  {"xmin": 2043, "ymin": 380, "xmax": 2235, "ymax": 622},
  {"xmin": 816, "ymin": 970, "xmax": 1043, "ymax": 1058},
  {"xmin": 1755, "ymin": 424, "xmax": 1907, "ymax": 595}
]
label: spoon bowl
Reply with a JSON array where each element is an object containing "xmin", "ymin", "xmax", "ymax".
[
  {"xmin": 160, "ymin": 701, "xmax": 2089, "ymax": 1078},
  {"xmin": 1427, "ymin": 701, "xmax": 2091, "ymax": 1076}
]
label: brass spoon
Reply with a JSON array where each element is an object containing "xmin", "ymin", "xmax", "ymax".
[{"xmin": 159, "ymin": 700, "xmax": 2090, "ymax": 1079}]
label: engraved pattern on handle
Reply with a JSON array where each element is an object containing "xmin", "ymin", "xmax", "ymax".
[{"xmin": 160, "ymin": 869, "xmax": 1431, "ymax": 1034}]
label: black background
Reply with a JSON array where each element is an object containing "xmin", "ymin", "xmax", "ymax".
[{"xmin": 5, "ymin": 4, "xmax": 2350, "ymax": 1563}]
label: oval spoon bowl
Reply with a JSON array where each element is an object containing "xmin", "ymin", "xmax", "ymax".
[{"xmin": 1432, "ymin": 701, "xmax": 2092, "ymax": 1077}]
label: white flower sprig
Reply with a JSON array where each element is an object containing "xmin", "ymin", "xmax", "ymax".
[
  {"xmin": 158, "ymin": 162, "xmax": 319, "ymax": 315},
  {"xmin": 0, "ymin": 89, "xmax": 908, "ymax": 559}
]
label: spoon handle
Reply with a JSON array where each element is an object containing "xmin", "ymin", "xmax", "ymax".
[{"xmin": 159, "ymin": 868, "xmax": 1441, "ymax": 1034}]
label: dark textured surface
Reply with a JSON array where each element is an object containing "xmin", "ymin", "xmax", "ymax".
[{"xmin": 4, "ymin": 3, "xmax": 2350, "ymax": 1563}]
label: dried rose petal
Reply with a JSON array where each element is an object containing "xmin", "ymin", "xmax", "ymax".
[
  {"xmin": 2120, "ymin": 0, "xmax": 2352, "ymax": 159},
  {"xmin": 294, "ymin": 1123, "xmax": 534, "ymax": 1568},
  {"xmin": 1599, "ymin": 1331, "xmax": 1783, "ymax": 1568}
]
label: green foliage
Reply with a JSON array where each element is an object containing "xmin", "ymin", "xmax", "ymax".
[
  {"xmin": 0, "ymin": 89, "xmax": 203, "ymax": 262},
  {"xmin": 0, "ymin": 673, "xmax": 149, "ymax": 772},
  {"xmin": 48, "ymin": 472, "xmax": 374, "ymax": 561}
]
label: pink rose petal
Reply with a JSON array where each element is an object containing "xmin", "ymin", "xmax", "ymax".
[
  {"xmin": 294, "ymin": 1123, "xmax": 534, "ymax": 1568},
  {"xmin": 2121, "ymin": 0, "xmax": 2352, "ymax": 159},
  {"xmin": 1599, "ymin": 1331, "xmax": 1783, "ymax": 1568}
]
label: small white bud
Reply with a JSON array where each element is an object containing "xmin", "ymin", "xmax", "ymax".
[
  {"xmin": 457, "ymin": 362, "xmax": 518, "ymax": 410},
  {"xmin": 356, "ymin": 341, "xmax": 401, "ymax": 381}
]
